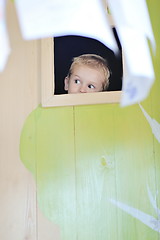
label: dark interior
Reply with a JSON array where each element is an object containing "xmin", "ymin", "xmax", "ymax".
[{"xmin": 54, "ymin": 28, "xmax": 123, "ymax": 94}]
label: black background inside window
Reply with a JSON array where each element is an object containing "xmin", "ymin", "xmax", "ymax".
[{"xmin": 54, "ymin": 28, "xmax": 123, "ymax": 94}]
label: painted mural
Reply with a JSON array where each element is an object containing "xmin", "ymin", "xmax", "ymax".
[
  {"xmin": 19, "ymin": 1, "xmax": 160, "ymax": 239},
  {"xmin": 20, "ymin": 101, "xmax": 160, "ymax": 240}
]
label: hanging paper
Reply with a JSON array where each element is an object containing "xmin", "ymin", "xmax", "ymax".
[
  {"xmin": 0, "ymin": 0, "xmax": 11, "ymax": 72},
  {"xmin": 15, "ymin": 0, "xmax": 118, "ymax": 53},
  {"xmin": 107, "ymin": 0, "xmax": 156, "ymax": 106}
]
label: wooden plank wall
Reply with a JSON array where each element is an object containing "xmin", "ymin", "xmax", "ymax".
[
  {"xmin": 0, "ymin": 2, "xmax": 39, "ymax": 239},
  {"xmin": 0, "ymin": 1, "xmax": 160, "ymax": 240}
]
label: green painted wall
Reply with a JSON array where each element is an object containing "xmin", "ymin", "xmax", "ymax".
[{"xmin": 20, "ymin": 1, "xmax": 160, "ymax": 239}]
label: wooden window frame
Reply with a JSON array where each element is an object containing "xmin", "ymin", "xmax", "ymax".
[{"xmin": 41, "ymin": 37, "xmax": 122, "ymax": 107}]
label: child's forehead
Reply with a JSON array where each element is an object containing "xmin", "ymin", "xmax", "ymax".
[
  {"xmin": 71, "ymin": 63, "xmax": 105, "ymax": 77},
  {"xmin": 72, "ymin": 64, "xmax": 105, "ymax": 82}
]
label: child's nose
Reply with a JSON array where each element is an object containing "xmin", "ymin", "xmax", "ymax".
[{"xmin": 80, "ymin": 85, "xmax": 87, "ymax": 93}]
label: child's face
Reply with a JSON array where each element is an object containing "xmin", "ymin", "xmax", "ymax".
[{"xmin": 64, "ymin": 65, "xmax": 105, "ymax": 94}]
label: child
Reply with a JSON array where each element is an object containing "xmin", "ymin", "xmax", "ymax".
[{"xmin": 64, "ymin": 54, "xmax": 111, "ymax": 94}]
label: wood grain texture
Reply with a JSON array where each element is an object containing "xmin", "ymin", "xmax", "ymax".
[
  {"xmin": 0, "ymin": 1, "xmax": 40, "ymax": 240},
  {"xmin": 36, "ymin": 107, "xmax": 77, "ymax": 240},
  {"xmin": 74, "ymin": 104, "xmax": 118, "ymax": 240}
]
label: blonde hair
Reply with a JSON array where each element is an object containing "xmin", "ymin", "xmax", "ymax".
[{"xmin": 67, "ymin": 54, "xmax": 111, "ymax": 91}]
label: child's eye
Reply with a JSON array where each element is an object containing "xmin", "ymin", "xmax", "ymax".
[
  {"xmin": 75, "ymin": 79, "xmax": 80, "ymax": 84},
  {"xmin": 88, "ymin": 84, "xmax": 95, "ymax": 89}
]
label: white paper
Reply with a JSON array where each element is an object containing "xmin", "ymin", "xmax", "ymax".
[
  {"xmin": 0, "ymin": 0, "xmax": 11, "ymax": 72},
  {"xmin": 120, "ymin": 29, "xmax": 155, "ymax": 106},
  {"xmin": 107, "ymin": 0, "xmax": 155, "ymax": 50},
  {"xmin": 107, "ymin": 0, "xmax": 156, "ymax": 106},
  {"xmin": 15, "ymin": 0, "xmax": 118, "ymax": 52}
]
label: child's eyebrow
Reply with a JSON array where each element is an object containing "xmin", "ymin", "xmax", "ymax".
[{"xmin": 73, "ymin": 74, "xmax": 81, "ymax": 78}]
